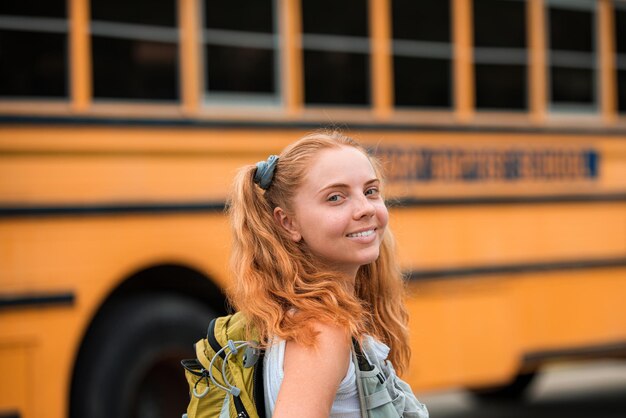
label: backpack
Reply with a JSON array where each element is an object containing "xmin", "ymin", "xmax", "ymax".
[
  {"xmin": 352, "ymin": 338, "xmax": 429, "ymax": 418},
  {"xmin": 181, "ymin": 313, "xmax": 428, "ymax": 418},
  {"xmin": 181, "ymin": 312, "xmax": 266, "ymax": 418}
]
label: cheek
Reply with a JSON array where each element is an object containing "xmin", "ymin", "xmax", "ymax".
[
  {"xmin": 326, "ymin": 212, "xmax": 349, "ymax": 236},
  {"xmin": 376, "ymin": 203, "xmax": 389, "ymax": 229},
  {"xmin": 302, "ymin": 210, "xmax": 344, "ymax": 239}
]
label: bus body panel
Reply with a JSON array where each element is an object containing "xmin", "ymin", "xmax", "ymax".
[{"xmin": 2, "ymin": 125, "xmax": 626, "ymax": 417}]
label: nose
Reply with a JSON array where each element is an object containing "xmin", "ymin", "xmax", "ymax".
[{"xmin": 353, "ymin": 195, "xmax": 376, "ymax": 219}]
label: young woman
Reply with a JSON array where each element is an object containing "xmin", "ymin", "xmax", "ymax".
[{"xmin": 227, "ymin": 131, "xmax": 428, "ymax": 418}]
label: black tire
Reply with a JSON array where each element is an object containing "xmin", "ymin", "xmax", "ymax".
[
  {"xmin": 70, "ymin": 294, "xmax": 215, "ymax": 418},
  {"xmin": 469, "ymin": 371, "xmax": 537, "ymax": 403}
]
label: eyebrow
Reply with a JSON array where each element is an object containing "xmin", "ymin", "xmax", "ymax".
[{"xmin": 317, "ymin": 178, "xmax": 380, "ymax": 195}]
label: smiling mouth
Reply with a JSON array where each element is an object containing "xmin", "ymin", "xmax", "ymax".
[{"xmin": 346, "ymin": 229, "xmax": 375, "ymax": 238}]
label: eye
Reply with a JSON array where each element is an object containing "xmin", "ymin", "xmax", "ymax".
[
  {"xmin": 365, "ymin": 187, "xmax": 379, "ymax": 197},
  {"xmin": 327, "ymin": 194, "xmax": 343, "ymax": 202}
]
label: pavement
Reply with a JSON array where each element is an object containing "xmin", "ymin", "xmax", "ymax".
[{"xmin": 415, "ymin": 360, "xmax": 626, "ymax": 418}]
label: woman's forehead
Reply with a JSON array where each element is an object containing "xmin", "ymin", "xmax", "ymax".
[{"xmin": 304, "ymin": 146, "xmax": 376, "ymax": 187}]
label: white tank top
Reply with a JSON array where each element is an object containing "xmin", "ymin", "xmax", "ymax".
[{"xmin": 263, "ymin": 336, "xmax": 391, "ymax": 418}]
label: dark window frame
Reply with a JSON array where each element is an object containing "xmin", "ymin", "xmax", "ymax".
[
  {"xmin": 90, "ymin": 0, "xmax": 180, "ymax": 102},
  {"xmin": 301, "ymin": 0, "xmax": 371, "ymax": 107},
  {"xmin": 615, "ymin": 2, "xmax": 626, "ymax": 114},
  {"xmin": 201, "ymin": 0, "xmax": 281, "ymax": 106},
  {"xmin": 0, "ymin": 11, "xmax": 69, "ymax": 100},
  {"xmin": 472, "ymin": 0, "xmax": 528, "ymax": 112},
  {"xmin": 391, "ymin": 0, "xmax": 453, "ymax": 110},
  {"xmin": 546, "ymin": 0, "xmax": 598, "ymax": 113}
]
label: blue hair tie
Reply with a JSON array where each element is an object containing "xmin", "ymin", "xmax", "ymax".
[{"xmin": 254, "ymin": 155, "xmax": 279, "ymax": 190}]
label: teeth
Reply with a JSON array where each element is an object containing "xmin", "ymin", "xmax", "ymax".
[{"xmin": 348, "ymin": 230, "xmax": 374, "ymax": 238}]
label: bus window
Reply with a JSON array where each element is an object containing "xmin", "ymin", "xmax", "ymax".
[
  {"xmin": 203, "ymin": 0, "xmax": 278, "ymax": 104},
  {"xmin": 547, "ymin": 0, "xmax": 596, "ymax": 112},
  {"xmin": 615, "ymin": 3, "xmax": 626, "ymax": 114},
  {"xmin": 302, "ymin": 0, "xmax": 370, "ymax": 106},
  {"xmin": 91, "ymin": 0, "xmax": 179, "ymax": 101},
  {"xmin": 0, "ymin": 0, "xmax": 68, "ymax": 98},
  {"xmin": 473, "ymin": 0, "xmax": 527, "ymax": 111},
  {"xmin": 391, "ymin": 0, "xmax": 452, "ymax": 109}
]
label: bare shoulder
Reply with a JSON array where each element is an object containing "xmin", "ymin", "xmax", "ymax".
[
  {"xmin": 272, "ymin": 322, "xmax": 352, "ymax": 418},
  {"xmin": 309, "ymin": 321, "xmax": 352, "ymax": 352},
  {"xmin": 284, "ymin": 321, "xmax": 351, "ymax": 379}
]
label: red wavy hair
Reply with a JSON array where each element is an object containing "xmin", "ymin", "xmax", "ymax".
[{"xmin": 226, "ymin": 131, "xmax": 411, "ymax": 374}]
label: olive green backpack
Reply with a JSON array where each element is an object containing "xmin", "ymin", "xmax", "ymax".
[{"xmin": 181, "ymin": 312, "xmax": 265, "ymax": 418}]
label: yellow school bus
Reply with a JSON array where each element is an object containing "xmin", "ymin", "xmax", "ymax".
[{"xmin": 1, "ymin": 0, "xmax": 626, "ymax": 417}]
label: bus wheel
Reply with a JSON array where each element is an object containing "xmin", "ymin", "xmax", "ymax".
[
  {"xmin": 70, "ymin": 294, "xmax": 215, "ymax": 418},
  {"xmin": 469, "ymin": 371, "xmax": 537, "ymax": 402}
]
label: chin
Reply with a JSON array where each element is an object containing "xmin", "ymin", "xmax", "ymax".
[{"xmin": 357, "ymin": 252, "xmax": 381, "ymax": 266}]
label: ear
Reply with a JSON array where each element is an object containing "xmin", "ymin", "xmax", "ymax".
[{"xmin": 273, "ymin": 207, "xmax": 302, "ymax": 242}]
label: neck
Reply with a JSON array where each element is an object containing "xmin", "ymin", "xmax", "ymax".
[
  {"xmin": 326, "ymin": 264, "xmax": 358, "ymax": 291},
  {"xmin": 308, "ymin": 253, "xmax": 359, "ymax": 290}
]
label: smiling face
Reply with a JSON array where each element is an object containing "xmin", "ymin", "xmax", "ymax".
[{"xmin": 274, "ymin": 146, "xmax": 389, "ymax": 279}]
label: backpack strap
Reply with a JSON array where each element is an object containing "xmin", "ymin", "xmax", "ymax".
[
  {"xmin": 253, "ymin": 349, "xmax": 266, "ymax": 418},
  {"xmin": 352, "ymin": 338, "xmax": 375, "ymax": 372},
  {"xmin": 351, "ymin": 339, "xmax": 371, "ymax": 418},
  {"xmin": 206, "ymin": 317, "xmax": 223, "ymax": 358}
]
